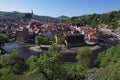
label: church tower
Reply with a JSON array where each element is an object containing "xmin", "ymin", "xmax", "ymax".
[{"xmin": 31, "ymin": 10, "xmax": 33, "ymax": 15}]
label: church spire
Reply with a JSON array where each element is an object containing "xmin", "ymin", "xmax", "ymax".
[{"xmin": 31, "ymin": 10, "xmax": 33, "ymax": 15}]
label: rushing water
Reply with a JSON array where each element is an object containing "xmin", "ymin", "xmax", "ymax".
[{"xmin": 3, "ymin": 42, "xmax": 39, "ymax": 59}]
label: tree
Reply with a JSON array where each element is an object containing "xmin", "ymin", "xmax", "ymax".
[
  {"xmin": 35, "ymin": 36, "xmax": 50, "ymax": 46},
  {"xmin": 0, "ymin": 73, "xmax": 36, "ymax": 80},
  {"xmin": 26, "ymin": 45, "xmax": 67, "ymax": 80},
  {"xmin": 66, "ymin": 10, "xmax": 120, "ymax": 29},
  {"xmin": 95, "ymin": 51, "xmax": 105, "ymax": 68},
  {"xmin": 67, "ymin": 64, "xmax": 86, "ymax": 80},
  {"xmin": 0, "ymin": 33, "xmax": 8, "ymax": 54},
  {"xmin": 76, "ymin": 47, "xmax": 93, "ymax": 68},
  {"xmin": 0, "ymin": 50, "xmax": 28, "ymax": 75},
  {"xmin": 0, "ymin": 34, "xmax": 8, "ymax": 46},
  {"xmin": 35, "ymin": 36, "xmax": 43, "ymax": 46},
  {"xmin": 42, "ymin": 37, "xmax": 49, "ymax": 45},
  {"xmin": 92, "ymin": 42, "xmax": 120, "ymax": 79},
  {"xmin": 96, "ymin": 42, "xmax": 120, "ymax": 67},
  {"xmin": 93, "ymin": 61, "xmax": 120, "ymax": 80}
]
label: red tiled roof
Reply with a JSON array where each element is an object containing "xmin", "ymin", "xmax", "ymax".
[
  {"xmin": 83, "ymin": 29, "xmax": 96, "ymax": 34},
  {"xmin": 89, "ymin": 34, "xmax": 97, "ymax": 40}
]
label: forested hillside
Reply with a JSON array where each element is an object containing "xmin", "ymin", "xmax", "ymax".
[
  {"xmin": 0, "ymin": 11, "xmax": 59, "ymax": 22},
  {"xmin": 67, "ymin": 10, "xmax": 120, "ymax": 28},
  {"xmin": 1, "ymin": 10, "xmax": 120, "ymax": 28},
  {"xmin": 0, "ymin": 11, "xmax": 24, "ymax": 18}
]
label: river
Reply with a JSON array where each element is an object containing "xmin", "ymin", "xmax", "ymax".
[{"xmin": 3, "ymin": 42, "xmax": 39, "ymax": 59}]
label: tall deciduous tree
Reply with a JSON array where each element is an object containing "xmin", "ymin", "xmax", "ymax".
[
  {"xmin": 0, "ymin": 34, "xmax": 8, "ymax": 46},
  {"xmin": 76, "ymin": 47, "xmax": 93, "ymax": 68},
  {"xmin": 35, "ymin": 36, "xmax": 50, "ymax": 46},
  {"xmin": 26, "ymin": 45, "xmax": 67, "ymax": 80},
  {"xmin": 35, "ymin": 36, "xmax": 43, "ymax": 46},
  {"xmin": 93, "ymin": 61, "xmax": 120, "ymax": 80},
  {"xmin": 0, "ymin": 33, "xmax": 8, "ymax": 54},
  {"xmin": 0, "ymin": 50, "xmax": 28, "ymax": 75},
  {"xmin": 67, "ymin": 64, "xmax": 86, "ymax": 80},
  {"xmin": 96, "ymin": 42, "xmax": 120, "ymax": 67}
]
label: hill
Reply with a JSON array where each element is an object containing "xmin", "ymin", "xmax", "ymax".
[
  {"xmin": 67, "ymin": 10, "xmax": 120, "ymax": 29},
  {"xmin": 0, "ymin": 11, "xmax": 59, "ymax": 22},
  {"xmin": 0, "ymin": 10, "xmax": 120, "ymax": 28},
  {"xmin": 0, "ymin": 11, "xmax": 24, "ymax": 18},
  {"xmin": 57, "ymin": 15, "xmax": 69, "ymax": 19}
]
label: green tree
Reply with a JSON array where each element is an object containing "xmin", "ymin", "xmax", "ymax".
[
  {"xmin": 42, "ymin": 36, "xmax": 49, "ymax": 45},
  {"xmin": 67, "ymin": 10, "xmax": 120, "ymax": 29},
  {"xmin": 95, "ymin": 51, "xmax": 105, "ymax": 68},
  {"xmin": 0, "ymin": 33, "xmax": 8, "ymax": 54},
  {"xmin": 67, "ymin": 64, "xmax": 86, "ymax": 80},
  {"xmin": 26, "ymin": 45, "xmax": 67, "ymax": 80},
  {"xmin": 96, "ymin": 42, "xmax": 120, "ymax": 67},
  {"xmin": 0, "ymin": 34, "xmax": 8, "ymax": 45},
  {"xmin": 35, "ymin": 36, "xmax": 43, "ymax": 46},
  {"xmin": 93, "ymin": 61, "xmax": 120, "ymax": 80},
  {"xmin": 0, "ymin": 73, "xmax": 36, "ymax": 80},
  {"xmin": 0, "ymin": 50, "xmax": 28, "ymax": 75},
  {"xmin": 35, "ymin": 36, "xmax": 50, "ymax": 46},
  {"xmin": 76, "ymin": 47, "xmax": 93, "ymax": 68}
]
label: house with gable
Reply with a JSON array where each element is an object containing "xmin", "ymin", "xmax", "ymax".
[{"xmin": 82, "ymin": 28, "xmax": 98, "ymax": 43}]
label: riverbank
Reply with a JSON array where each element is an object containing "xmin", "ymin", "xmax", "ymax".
[{"xmin": 29, "ymin": 46, "xmax": 43, "ymax": 52}]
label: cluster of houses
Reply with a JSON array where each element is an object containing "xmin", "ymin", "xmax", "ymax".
[
  {"xmin": 0, "ymin": 12, "xmax": 114, "ymax": 47},
  {"xmin": 0, "ymin": 17, "xmax": 100, "ymax": 47},
  {"xmin": 15, "ymin": 19, "xmax": 100, "ymax": 46},
  {"xmin": 0, "ymin": 12, "xmax": 33, "ymax": 39}
]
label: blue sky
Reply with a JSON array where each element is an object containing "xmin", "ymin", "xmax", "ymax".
[{"xmin": 0, "ymin": 0, "xmax": 120, "ymax": 17}]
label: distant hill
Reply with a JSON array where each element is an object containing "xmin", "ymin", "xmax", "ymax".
[
  {"xmin": 33, "ymin": 15, "xmax": 59, "ymax": 22},
  {"xmin": 57, "ymin": 15, "xmax": 69, "ymax": 19},
  {"xmin": 0, "ymin": 11, "xmax": 59, "ymax": 22},
  {"xmin": 0, "ymin": 11, "xmax": 24, "ymax": 18}
]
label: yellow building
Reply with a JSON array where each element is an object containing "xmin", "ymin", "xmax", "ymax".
[{"xmin": 55, "ymin": 33, "xmax": 65, "ymax": 44}]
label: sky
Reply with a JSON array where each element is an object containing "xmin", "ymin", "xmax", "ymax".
[{"xmin": 0, "ymin": 0, "xmax": 120, "ymax": 17}]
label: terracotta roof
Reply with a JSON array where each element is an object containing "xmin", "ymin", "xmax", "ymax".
[
  {"xmin": 69, "ymin": 26, "xmax": 75, "ymax": 31},
  {"xmin": 17, "ymin": 26, "xmax": 24, "ymax": 31},
  {"xmin": 84, "ymin": 29, "xmax": 92, "ymax": 34},
  {"xmin": 89, "ymin": 34, "xmax": 97, "ymax": 40},
  {"xmin": 83, "ymin": 29, "xmax": 96, "ymax": 34}
]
